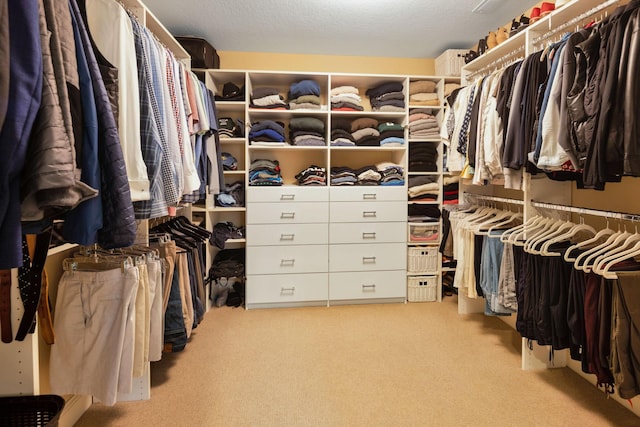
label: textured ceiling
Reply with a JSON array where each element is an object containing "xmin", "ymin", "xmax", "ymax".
[{"xmin": 143, "ymin": 0, "xmax": 540, "ymax": 59}]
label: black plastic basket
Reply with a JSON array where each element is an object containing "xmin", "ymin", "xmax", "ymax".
[{"xmin": 0, "ymin": 395, "xmax": 65, "ymax": 427}]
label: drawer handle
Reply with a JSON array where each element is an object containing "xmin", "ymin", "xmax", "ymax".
[
  {"xmin": 280, "ymin": 212, "xmax": 296, "ymax": 219},
  {"xmin": 281, "ymin": 286, "xmax": 296, "ymax": 294},
  {"xmin": 280, "ymin": 194, "xmax": 295, "ymax": 201},
  {"xmin": 280, "ymin": 234, "xmax": 295, "ymax": 241},
  {"xmin": 362, "ymin": 284, "xmax": 376, "ymax": 291},
  {"xmin": 362, "ymin": 232, "xmax": 377, "ymax": 239},
  {"xmin": 362, "ymin": 211, "xmax": 377, "ymax": 218},
  {"xmin": 362, "ymin": 256, "xmax": 377, "ymax": 264},
  {"xmin": 280, "ymin": 259, "xmax": 296, "ymax": 266},
  {"xmin": 363, "ymin": 193, "xmax": 377, "ymax": 200}
]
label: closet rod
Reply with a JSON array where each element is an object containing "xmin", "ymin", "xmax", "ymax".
[
  {"xmin": 466, "ymin": 194, "xmax": 525, "ymax": 206},
  {"xmin": 465, "ymin": 45, "xmax": 525, "ymax": 81},
  {"xmin": 531, "ymin": 0, "xmax": 623, "ymax": 45},
  {"xmin": 531, "ymin": 200, "xmax": 640, "ymax": 222}
]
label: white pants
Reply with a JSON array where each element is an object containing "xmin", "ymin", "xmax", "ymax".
[{"xmin": 50, "ymin": 266, "xmax": 138, "ymax": 406}]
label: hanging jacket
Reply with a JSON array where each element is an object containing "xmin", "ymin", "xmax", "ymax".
[{"xmin": 70, "ymin": 0, "xmax": 136, "ymax": 249}]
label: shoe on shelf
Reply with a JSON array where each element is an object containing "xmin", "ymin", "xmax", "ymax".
[
  {"xmin": 517, "ymin": 14, "xmax": 530, "ymax": 33},
  {"xmin": 540, "ymin": 2, "xmax": 556, "ymax": 17},
  {"xmin": 487, "ymin": 31, "xmax": 498, "ymax": 50},
  {"xmin": 496, "ymin": 27, "xmax": 509, "ymax": 44},
  {"xmin": 530, "ymin": 7, "xmax": 541, "ymax": 23}
]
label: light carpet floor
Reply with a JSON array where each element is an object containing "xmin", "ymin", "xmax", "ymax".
[{"xmin": 75, "ymin": 296, "xmax": 640, "ymax": 426}]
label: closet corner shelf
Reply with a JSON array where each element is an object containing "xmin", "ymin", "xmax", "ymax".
[
  {"xmin": 191, "ymin": 205, "xmax": 206, "ymax": 213},
  {"xmin": 408, "ymin": 138, "xmax": 441, "ymax": 143},
  {"xmin": 219, "ymin": 138, "xmax": 246, "ymax": 145},
  {"xmin": 223, "ymin": 171, "xmax": 246, "ymax": 176},
  {"xmin": 214, "ymin": 101, "xmax": 246, "ymax": 112},
  {"xmin": 207, "ymin": 207, "xmax": 247, "ymax": 213},
  {"xmin": 408, "ymin": 105, "xmax": 443, "ymax": 110},
  {"xmin": 248, "ymin": 145, "xmax": 326, "ymax": 151},
  {"xmin": 329, "ymin": 146, "xmax": 406, "ymax": 151},
  {"xmin": 47, "ymin": 243, "xmax": 79, "ymax": 256}
]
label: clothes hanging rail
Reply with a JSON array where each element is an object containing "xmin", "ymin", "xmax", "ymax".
[
  {"xmin": 465, "ymin": 194, "xmax": 525, "ymax": 206},
  {"xmin": 465, "ymin": 45, "xmax": 525, "ymax": 82},
  {"xmin": 531, "ymin": 0, "xmax": 624, "ymax": 46},
  {"xmin": 531, "ymin": 200, "xmax": 640, "ymax": 222}
]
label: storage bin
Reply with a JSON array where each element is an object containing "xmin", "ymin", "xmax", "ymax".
[
  {"xmin": 0, "ymin": 395, "xmax": 65, "ymax": 427},
  {"xmin": 407, "ymin": 246, "xmax": 440, "ymax": 273},
  {"xmin": 435, "ymin": 49, "xmax": 467, "ymax": 76},
  {"xmin": 407, "ymin": 276, "xmax": 438, "ymax": 302},
  {"xmin": 175, "ymin": 36, "xmax": 220, "ymax": 69},
  {"xmin": 408, "ymin": 222, "xmax": 439, "ymax": 244}
]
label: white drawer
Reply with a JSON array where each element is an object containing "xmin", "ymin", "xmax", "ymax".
[
  {"xmin": 247, "ymin": 223, "xmax": 329, "ymax": 246},
  {"xmin": 330, "ymin": 186, "xmax": 406, "ymax": 202},
  {"xmin": 247, "ymin": 186, "xmax": 329, "ymax": 203},
  {"xmin": 246, "ymin": 273, "xmax": 328, "ymax": 304},
  {"xmin": 246, "ymin": 202, "xmax": 329, "ymax": 224},
  {"xmin": 329, "ymin": 270, "xmax": 406, "ymax": 300},
  {"xmin": 329, "ymin": 243, "xmax": 406, "ymax": 272},
  {"xmin": 330, "ymin": 201, "xmax": 406, "ymax": 223},
  {"xmin": 329, "ymin": 222, "xmax": 406, "ymax": 244},
  {"xmin": 247, "ymin": 245, "xmax": 328, "ymax": 274}
]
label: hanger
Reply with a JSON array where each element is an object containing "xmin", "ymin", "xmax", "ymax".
[
  {"xmin": 539, "ymin": 219, "xmax": 596, "ymax": 256},
  {"xmin": 596, "ymin": 238, "xmax": 640, "ymax": 279},
  {"xmin": 474, "ymin": 210, "xmax": 520, "ymax": 236},
  {"xmin": 511, "ymin": 217, "xmax": 554, "ymax": 247},
  {"xmin": 500, "ymin": 215, "xmax": 543, "ymax": 243},
  {"xmin": 574, "ymin": 226, "xmax": 632, "ymax": 272},
  {"xmin": 63, "ymin": 255, "xmax": 133, "ymax": 272},
  {"xmin": 487, "ymin": 211, "xmax": 523, "ymax": 237},
  {"xmin": 523, "ymin": 218, "xmax": 569, "ymax": 254},
  {"xmin": 592, "ymin": 223, "xmax": 640, "ymax": 273},
  {"xmin": 564, "ymin": 221, "xmax": 615, "ymax": 262}
]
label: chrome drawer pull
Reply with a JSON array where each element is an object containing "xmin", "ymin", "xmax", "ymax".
[
  {"xmin": 362, "ymin": 284, "xmax": 376, "ymax": 291},
  {"xmin": 280, "ymin": 212, "xmax": 296, "ymax": 219},
  {"xmin": 362, "ymin": 232, "xmax": 377, "ymax": 239},
  {"xmin": 280, "ymin": 234, "xmax": 295, "ymax": 241},
  {"xmin": 362, "ymin": 211, "xmax": 377, "ymax": 218},
  {"xmin": 363, "ymin": 193, "xmax": 377, "ymax": 200},
  {"xmin": 362, "ymin": 256, "xmax": 377, "ymax": 263},
  {"xmin": 280, "ymin": 259, "xmax": 296, "ymax": 266},
  {"xmin": 281, "ymin": 286, "xmax": 296, "ymax": 294},
  {"xmin": 280, "ymin": 194, "xmax": 295, "ymax": 200}
]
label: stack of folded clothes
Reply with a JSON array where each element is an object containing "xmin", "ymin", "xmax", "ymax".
[
  {"xmin": 289, "ymin": 117, "xmax": 326, "ymax": 146},
  {"xmin": 249, "ymin": 120, "xmax": 286, "ymax": 146},
  {"xmin": 249, "ymin": 159, "xmax": 283, "ymax": 186},
  {"xmin": 355, "ymin": 165, "xmax": 381, "ymax": 185},
  {"xmin": 408, "ymin": 142, "xmax": 438, "ymax": 172},
  {"xmin": 330, "ymin": 118, "xmax": 356, "ymax": 146},
  {"xmin": 365, "ymin": 81, "xmax": 405, "ymax": 112},
  {"xmin": 409, "ymin": 80, "xmax": 439, "ymax": 106},
  {"xmin": 408, "ymin": 109, "xmax": 440, "ymax": 139},
  {"xmin": 378, "ymin": 122, "xmax": 405, "ymax": 147},
  {"xmin": 288, "ymin": 79, "xmax": 322, "ymax": 110},
  {"xmin": 215, "ymin": 82, "xmax": 245, "ymax": 102},
  {"xmin": 217, "ymin": 117, "xmax": 237, "ymax": 138},
  {"xmin": 250, "ymin": 87, "xmax": 287, "ymax": 109},
  {"xmin": 443, "ymin": 176, "xmax": 460, "ymax": 205},
  {"xmin": 377, "ymin": 162, "xmax": 404, "ymax": 186},
  {"xmin": 444, "ymin": 82, "xmax": 461, "ymax": 97},
  {"xmin": 216, "ymin": 181, "xmax": 245, "ymax": 207},
  {"xmin": 221, "ymin": 152, "xmax": 238, "ymax": 171},
  {"xmin": 408, "ymin": 175, "xmax": 439, "ymax": 201},
  {"xmin": 330, "ymin": 166, "xmax": 357, "ymax": 185},
  {"xmin": 351, "ymin": 117, "xmax": 380, "ymax": 147},
  {"xmin": 330, "ymin": 85, "xmax": 364, "ymax": 111},
  {"xmin": 408, "ymin": 204, "xmax": 441, "ymax": 222},
  {"xmin": 295, "ymin": 165, "xmax": 327, "ymax": 186}
]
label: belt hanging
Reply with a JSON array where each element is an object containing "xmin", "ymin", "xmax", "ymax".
[
  {"xmin": 15, "ymin": 231, "xmax": 52, "ymax": 341},
  {"xmin": 0, "ymin": 269, "xmax": 12, "ymax": 343}
]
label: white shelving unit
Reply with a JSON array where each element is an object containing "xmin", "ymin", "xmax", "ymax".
[{"xmin": 202, "ymin": 69, "xmax": 460, "ymax": 308}]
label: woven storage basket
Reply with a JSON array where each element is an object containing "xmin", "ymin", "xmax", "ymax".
[
  {"xmin": 407, "ymin": 276, "xmax": 438, "ymax": 302},
  {"xmin": 407, "ymin": 247, "xmax": 439, "ymax": 273}
]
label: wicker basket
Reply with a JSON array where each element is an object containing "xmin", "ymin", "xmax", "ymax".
[
  {"xmin": 407, "ymin": 247, "xmax": 440, "ymax": 273},
  {"xmin": 0, "ymin": 395, "xmax": 65, "ymax": 427},
  {"xmin": 407, "ymin": 276, "xmax": 438, "ymax": 302}
]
